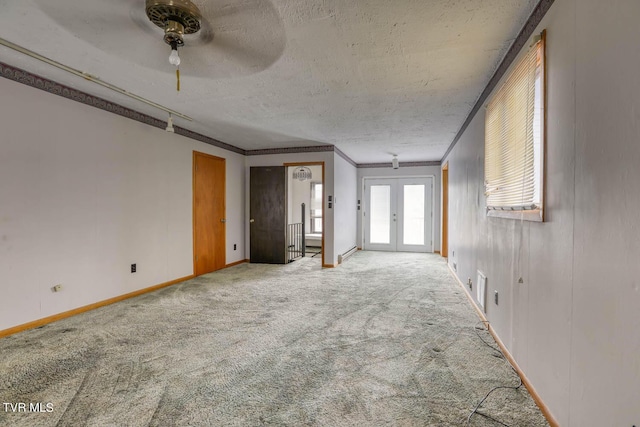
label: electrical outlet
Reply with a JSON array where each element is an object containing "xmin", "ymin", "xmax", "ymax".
[
  {"xmin": 131, "ymin": 263, "xmax": 136, "ymax": 273},
  {"xmin": 494, "ymin": 290, "xmax": 499, "ymax": 305},
  {"xmin": 467, "ymin": 278, "xmax": 473, "ymax": 290},
  {"xmin": 234, "ymin": 244, "xmax": 237, "ymax": 250},
  {"xmin": 51, "ymin": 284, "xmax": 62, "ymax": 292}
]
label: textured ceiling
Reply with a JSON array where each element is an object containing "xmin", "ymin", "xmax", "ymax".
[{"xmin": 0, "ymin": 0, "xmax": 537, "ymax": 163}]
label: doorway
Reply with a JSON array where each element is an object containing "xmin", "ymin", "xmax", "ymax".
[
  {"xmin": 363, "ymin": 177, "xmax": 433, "ymax": 253},
  {"xmin": 285, "ymin": 162, "xmax": 324, "ymax": 265},
  {"xmin": 193, "ymin": 151, "xmax": 226, "ymax": 275}
]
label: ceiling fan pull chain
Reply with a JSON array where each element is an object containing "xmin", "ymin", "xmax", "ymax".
[{"xmin": 176, "ymin": 68, "xmax": 180, "ymax": 92}]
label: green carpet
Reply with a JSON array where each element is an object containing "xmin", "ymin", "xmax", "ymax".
[{"xmin": 0, "ymin": 251, "xmax": 548, "ymax": 426}]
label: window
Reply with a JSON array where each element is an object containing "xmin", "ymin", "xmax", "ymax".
[
  {"xmin": 484, "ymin": 31, "xmax": 545, "ymax": 221},
  {"xmin": 310, "ymin": 182, "xmax": 323, "ymax": 233}
]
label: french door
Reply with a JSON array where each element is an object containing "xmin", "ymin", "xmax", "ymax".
[{"xmin": 364, "ymin": 177, "xmax": 433, "ymax": 252}]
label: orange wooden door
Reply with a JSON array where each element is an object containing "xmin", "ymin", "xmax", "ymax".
[{"xmin": 193, "ymin": 152, "xmax": 226, "ymax": 275}]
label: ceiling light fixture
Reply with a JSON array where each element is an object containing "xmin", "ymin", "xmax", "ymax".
[
  {"xmin": 166, "ymin": 114, "xmax": 175, "ymax": 132},
  {"xmin": 392, "ymin": 155, "xmax": 399, "ymax": 169},
  {"xmin": 293, "ymin": 166, "xmax": 313, "ymax": 182}
]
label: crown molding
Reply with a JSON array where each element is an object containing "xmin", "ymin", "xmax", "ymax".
[{"xmin": 245, "ymin": 145, "xmax": 334, "ymax": 156}]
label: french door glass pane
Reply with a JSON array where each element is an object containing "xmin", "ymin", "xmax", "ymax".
[
  {"xmin": 403, "ymin": 185, "xmax": 425, "ymax": 245},
  {"xmin": 370, "ymin": 185, "xmax": 391, "ymax": 244}
]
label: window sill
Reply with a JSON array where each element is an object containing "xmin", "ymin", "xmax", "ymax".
[{"xmin": 487, "ymin": 208, "xmax": 543, "ymax": 222}]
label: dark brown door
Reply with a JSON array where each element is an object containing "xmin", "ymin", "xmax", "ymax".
[
  {"xmin": 250, "ymin": 166, "xmax": 286, "ymax": 264},
  {"xmin": 193, "ymin": 152, "xmax": 226, "ymax": 275}
]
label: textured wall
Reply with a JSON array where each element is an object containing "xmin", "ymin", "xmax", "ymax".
[
  {"xmin": 442, "ymin": 0, "xmax": 640, "ymax": 424},
  {"xmin": 0, "ymin": 77, "xmax": 246, "ymax": 331}
]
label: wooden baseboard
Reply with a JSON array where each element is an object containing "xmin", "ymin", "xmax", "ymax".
[
  {"xmin": 0, "ymin": 275, "xmax": 194, "ymax": 339},
  {"xmin": 447, "ymin": 264, "xmax": 560, "ymax": 427},
  {"xmin": 225, "ymin": 259, "xmax": 249, "ymax": 268},
  {"xmin": 434, "ymin": 250, "xmax": 441, "ymax": 254},
  {"xmin": 322, "ymin": 263, "xmax": 336, "ymax": 268}
]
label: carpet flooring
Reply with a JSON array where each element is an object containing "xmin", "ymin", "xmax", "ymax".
[{"xmin": 0, "ymin": 252, "xmax": 549, "ymax": 426}]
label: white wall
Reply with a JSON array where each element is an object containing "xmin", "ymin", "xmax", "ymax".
[
  {"xmin": 244, "ymin": 152, "xmax": 336, "ymax": 265},
  {"xmin": 357, "ymin": 165, "xmax": 441, "ymax": 251},
  {"xmin": 333, "ymin": 153, "xmax": 358, "ymax": 259},
  {"xmin": 442, "ymin": 0, "xmax": 640, "ymax": 425},
  {"xmin": 0, "ymin": 77, "xmax": 245, "ymax": 331}
]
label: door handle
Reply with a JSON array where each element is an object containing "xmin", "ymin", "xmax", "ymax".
[
  {"xmin": 221, "ymin": 219, "xmax": 226, "ymax": 223},
  {"xmin": 249, "ymin": 219, "xmax": 255, "ymax": 223}
]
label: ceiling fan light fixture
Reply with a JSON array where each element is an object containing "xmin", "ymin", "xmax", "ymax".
[
  {"xmin": 168, "ymin": 41, "xmax": 181, "ymax": 66},
  {"xmin": 146, "ymin": 0, "xmax": 202, "ymax": 66},
  {"xmin": 146, "ymin": 0, "xmax": 202, "ymax": 41},
  {"xmin": 163, "ymin": 20, "xmax": 186, "ymax": 47}
]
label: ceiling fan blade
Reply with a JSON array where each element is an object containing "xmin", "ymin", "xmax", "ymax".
[
  {"xmin": 207, "ymin": 33, "xmax": 275, "ymax": 70},
  {"xmin": 196, "ymin": 0, "xmax": 263, "ymax": 20}
]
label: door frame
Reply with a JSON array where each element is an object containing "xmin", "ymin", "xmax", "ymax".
[
  {"xmin": 361, "ymin": 175, "xmax": 436, "ymax": 253},
  {"xmin": 284, "ymin": 162, "xmax": 325, "ymax": 267},
  {"xmin": 193, "ymin": 151, "xmax": 226, "ymax": 275}
]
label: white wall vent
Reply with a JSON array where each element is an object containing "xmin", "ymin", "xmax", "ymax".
[{"xmin": 477, "ymin": 271, "xmax": 487, "ymax": 312}]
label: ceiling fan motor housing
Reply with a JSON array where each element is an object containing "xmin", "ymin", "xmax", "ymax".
[{"xmin": 145, "ymin": 0, "xmax": 202, "ymax": 46}]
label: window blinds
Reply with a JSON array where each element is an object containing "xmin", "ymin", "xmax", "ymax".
[{"xmin": 485, "ymin": 39, "xmax": 543, "ymax": 211}]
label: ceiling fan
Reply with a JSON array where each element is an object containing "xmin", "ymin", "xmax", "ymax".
[{"xmin": 33, "ymin": 0, "xmax": 286, "ymax": 79}]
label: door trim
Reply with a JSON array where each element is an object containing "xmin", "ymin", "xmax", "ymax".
[
  {"xmin": 284, "ymin": 162, "xmax": 325, "ymax": 267},
  {"xmin": 362, "ymin": 175, "xmax": 436, "ymax": 253},
  {"xmin": 193, "ymin": 151, "xmax": 226, "ymax": 275}
]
